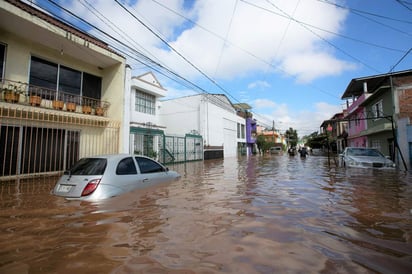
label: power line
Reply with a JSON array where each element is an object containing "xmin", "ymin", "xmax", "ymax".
[
  {"xmin": 389, "ymin": 47, "xmax": 412, "ymax": 72},
  {"xmin": 319, "ymin": 0, "xmax": 412, "ymax": 26},
  {"xmin": 43, "ymin": 0, "xmax": 209, "ymax": 95},
  {"xmin": 113, "ymin": 0, "xmax": 241, "ymax": 105},
  {"xmin": 395, "ymin": 0, "xmax": 412, "ymax": 11},
  {"xmin": 40, "ymin": 0, "xmax": 265, "ymax": 127},
  {"xmin": 152, "ymin": 0, "xmax": 343, "ymax": 101},
  {"xmin": 243, "ymin": 0, "xmax": 379, "ymax": 73}
]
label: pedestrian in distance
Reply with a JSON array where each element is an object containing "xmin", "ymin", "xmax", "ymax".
[{"xmin": 299, "ymin": 147, "xmax": 308, "ymax": 158}]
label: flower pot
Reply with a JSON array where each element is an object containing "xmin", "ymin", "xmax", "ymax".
[
  {"xmin": 4, "ymin": 91, "xmax": 19, "ymax": 103},
  {"xmin": 82, "ymin": 105, "xmax": 92, "ymax": 114},
  {"xmin": 95, "ymin": 107, "xmax": 104, "ymax": 116},
  {"xmin": 29, "ymin": 95, "xmax": 41, "ymax": 106},
  {"xmin": 52, "ymin": 100, "xmax": 64, "ymax": 110},
  {"xmin": 67, "ymin": 102, "xmax": 76, "ymax": 112}
]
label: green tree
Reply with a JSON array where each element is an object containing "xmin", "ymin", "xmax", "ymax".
[
  {"xmin": 305, "ymin": 131, "xmax": 328, "ymax": 148},
  {"xmin": 285, "ymin": 127, "xmax": 298, "ymax": 147},
  {"xmin": 256, "ymin": 134, "xmax": 274, "ymax": 154}
]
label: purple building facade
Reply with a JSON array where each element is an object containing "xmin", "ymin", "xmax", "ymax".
[{"xmin": 246, "ymin": 117, "xmax": 257, "ymax": 155}]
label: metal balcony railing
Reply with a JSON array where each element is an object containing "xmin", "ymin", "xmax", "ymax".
[{"xmin": 1, "ymin": 79, "xmax": 110, "ymax": 116}]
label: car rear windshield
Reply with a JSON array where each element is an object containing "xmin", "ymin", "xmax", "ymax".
[{"xmin": 69, "ymin": 158, "xmax": 107, "ymax": 175}]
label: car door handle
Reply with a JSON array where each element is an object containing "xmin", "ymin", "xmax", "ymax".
[{"xmin": 142, "ymin": 178, "xmax": 149, "ymax": 182}]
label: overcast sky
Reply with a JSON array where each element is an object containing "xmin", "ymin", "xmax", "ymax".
[{"xmin": 35, "ymin": 0, "xmax": 412, "ymax": 136}]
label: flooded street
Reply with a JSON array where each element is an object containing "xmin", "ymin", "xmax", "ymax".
[{"xmin": 1, "ymin": 155, "xmax": 411, "ymax": 274}]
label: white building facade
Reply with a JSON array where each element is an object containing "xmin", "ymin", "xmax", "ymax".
[
  {"xmin": 126, "ymin": 71, "xmax": 167, "ymax": 158},
  {"xmin": 159, "ymin": 94, "xmax": 246, "ymax": 159}
]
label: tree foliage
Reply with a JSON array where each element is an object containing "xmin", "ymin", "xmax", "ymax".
[
  {"xmin": 304, "ymin": 131, "xmax": 328, "ymax": 148},
  {"xmin": 284, "ymin": 127, "xmax": 298, "ymax": 147},
  {"xmin": 256, "ymin": 134, "xmax": 275, "ymax": 154}
]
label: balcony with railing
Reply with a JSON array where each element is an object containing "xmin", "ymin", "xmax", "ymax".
[
  {"xmin": 346, "ymin": 93, "xmax": 370, "ymax": 116},
  {"xmin": 1, "ymin": 79, "xmax": 110, "ymax": 116}
]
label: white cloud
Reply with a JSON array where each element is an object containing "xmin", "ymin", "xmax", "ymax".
[
  {"xmin": 165, "ymin": 0, "xmax": 351, "ymax": 81},
  {"xmin": 280, "ymin": 51, "xmax": 357, "ymax": 83},
  {"xmin": 68, "ymin": 0, "xmax": 352, "ymax": 83},
  {"xmin": 253, "ymin": 98, "xmax": 277, "ymax": 109},
  {"xmin": 252, "ymin": 98, "xmax": 342, "ymax": 135},
  {"xmin": 162, "ymin": 86, "xmax": 198, "ymax": 99},
  {"xmin": 248, "ymin": 80, "xmax": 271, "ymax": 90}
]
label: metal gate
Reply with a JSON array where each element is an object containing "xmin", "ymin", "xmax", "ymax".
[
  {"xmin": 130, "ymin": 128, "xmax": 203, "ymax": 164},
  {"xmin": 159, "ymin": 134, "xmax": 203, "ymax": 164}
]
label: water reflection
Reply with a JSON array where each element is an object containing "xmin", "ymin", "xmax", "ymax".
[{"xmin": 0, "ymin": 155, "xmax": 411, "ymax": 273}]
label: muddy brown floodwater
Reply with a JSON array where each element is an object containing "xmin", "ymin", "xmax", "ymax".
[{"xmin": 0, "ymin": 155, "xmax": 411, "ymax": 274}]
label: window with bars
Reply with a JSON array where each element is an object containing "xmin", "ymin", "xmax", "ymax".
[{"xmin": 135, "ymin": 90, "xmax": 155, "ymax": 115}]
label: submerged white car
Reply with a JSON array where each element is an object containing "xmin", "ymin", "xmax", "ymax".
[
  {"xmin": 339, "ymin": 147, "xmax": 396, "ymax": 169},
  {"xmin": 52, "ymin": 154, "xmax": 180, "ymax": 201}
]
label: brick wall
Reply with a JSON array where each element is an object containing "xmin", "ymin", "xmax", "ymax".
[{"xmin": 398, "ymin": 88, "xmax": 412, "ymax": 120}]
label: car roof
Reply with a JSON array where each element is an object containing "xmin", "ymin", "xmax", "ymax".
[
  {"xmin": 345, "ymin": 147, "xmax": 377, "ymax": 150},
  {"xmin": 84, "ymin": 154, "xmax": 154, "ymax": 161}
]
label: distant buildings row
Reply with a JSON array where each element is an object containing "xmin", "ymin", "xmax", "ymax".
[
  {"xmin": 2, "ymin": 0, "xmax": 287, "ymax": 178},
  {"xmin": 320, "ymin": 70, "xmax": 412, "ymax": 171}
]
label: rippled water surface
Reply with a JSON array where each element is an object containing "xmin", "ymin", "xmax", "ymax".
[{"xmin": 1, "ymin": 155, "xmax": 411, "ymax": 273}]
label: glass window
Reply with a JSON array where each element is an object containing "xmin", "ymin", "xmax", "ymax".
[
  {"xmin": 83, "ymin": 72, "xmax": 102, "ymax": 100},
  {"xmin": 69, "ymin": 158, "xmax": 107, "ymax": 175},
  {"xmin": 372, "ymin": 100, "xmax": 383, "ymax": 119},
  {"xmin": 116, "ymin": 157, "xmax": 137, "ymax": 175},
  {"xmin": 59, "ymin": 66, "xmax": 81, "ymax": 95},
  {"xmin": 135, "ymin": 90, "xmax": 155, "ymax": 115},
  {"xmin": 29, "ymin": 56, "xmax": 58, "ymax": 90},
  {"xmin": 241, "ymin": 124, "xmax": 245, "ymax": 139},
  {"xmin": 135, "ymin": 157, "xmax": 164, "ymax": 173},
  {"xmin": 29, "ymin": 56, "xmax": 101, "ymax": 102},
  {"xmin": 0, "ymin": 43, "xmax": 5, "ymax": 80}
]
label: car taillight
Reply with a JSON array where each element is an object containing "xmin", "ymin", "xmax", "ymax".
[{"xmin": 81, "ymin": 179, "xmax": 101, "ymax": 196}]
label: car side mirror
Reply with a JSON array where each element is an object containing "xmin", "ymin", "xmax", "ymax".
[{"xmin": 164, "ymin": 167, "xmax": 169, "ymax": 172}]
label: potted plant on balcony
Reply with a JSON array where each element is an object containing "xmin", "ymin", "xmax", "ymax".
[
  {"xmin": 52, "ymin": 94, "xmax": 64, "ymax": 110},
  {"xmin": 29, "ymin": 94, "xmax": 41, "ymax": 106},
  {"xmin": 82, "ymin": 104, "xmax": 92, "ymax": 114},
  {"xmin": 94, "ymin": 101, "xmax": 109, "ymax": 116},
  {"xmin": 3, "ymin": 83, "xmax": 24, "ymax": 103},
  {"xmin": 66, "ymin": 96, "xmax": 77, "ymax": 112},
  {"xmin": 81, "ymin": 97, "xmax": 93, "ymax": 114},
  {"xmin": 29, "ymin": 89, "xmax": 42, "ymax": 107}
]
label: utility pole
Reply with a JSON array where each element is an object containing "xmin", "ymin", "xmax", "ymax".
[{"xmin": 272, "ymin": 120, "xmax": 275, "ymax": 142}]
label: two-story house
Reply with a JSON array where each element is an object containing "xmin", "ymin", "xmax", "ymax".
[
  {"xmin": 127, "ymin": 71, "xmax": 167, "ymax": 157},
  {"xmin": 124, "ymin": 70, "xmax": 203, "ymax": 163},
  {"xmin": 0, "ymin": 0, "xmax": 126, "ymax": 178},
  {"xmin": 339, "ymin": 70, "xmax": 412, "ymax": 170}
]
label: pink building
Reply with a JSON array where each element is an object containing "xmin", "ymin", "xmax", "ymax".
[
  {"xmin": 341, "ymin": 79, "xmax": 372, "ymax": 148},
  {"xmin": 344, "ymin": 93, "xmax": 369, "ymax": 147}
]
